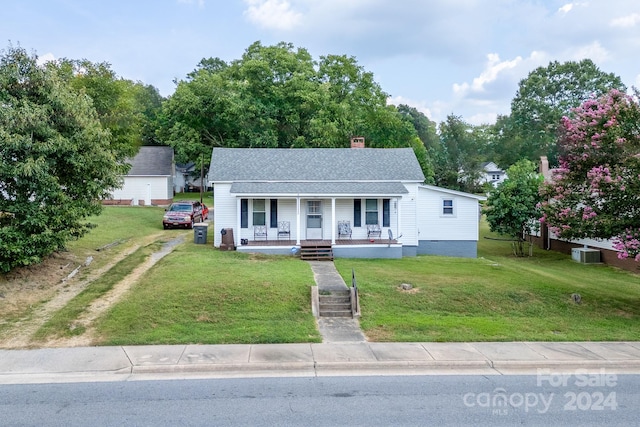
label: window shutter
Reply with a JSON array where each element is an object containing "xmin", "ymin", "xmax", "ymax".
[
  {"xmin": 241, "ymin": 199, "xmax": 248, "ymax": 228},
  {"xmin": 383, "ymin": 199, "xmax": 390, "ymax": 227},
  {"xmin": 270, "ymin": 199, "xmax": 278, "ymax": 228}
]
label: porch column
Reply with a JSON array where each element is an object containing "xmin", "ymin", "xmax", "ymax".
[
  {"xmin": 331, "ymin": 197, "xmax": 336, "ymax": 244},
  {"xmin": 236, "ymin": 197, "xmax": 241, "ymax": 247},
  {"xmin": 295, "ymin": 196, "xmax": 301, "ymax": 245},
  {"xmin": 396, "ymin": 197, "xmax": 402, "ymax": 243}
]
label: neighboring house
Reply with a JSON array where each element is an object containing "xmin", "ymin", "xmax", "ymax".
[
  {"xmin": 106, "ymin": 146, "xmax": 174, "ymax": 206},
  {"xmin": 174, "ymin": 162, "xmax": 195, "ymax": 193},
  {"xmin": 175, "ymin": 162, "xmax": 211, "ymax": 193},
  {"xmin": 207, "ymin": 141, "xmax": 485, "ymax": 258},
  {"xmin": 530, "ymin": 156, "xmax": 637, "ymax": 272},
  {"xmin": 480, "ymin": 162, "xmax": 507, "ymax": 187}
]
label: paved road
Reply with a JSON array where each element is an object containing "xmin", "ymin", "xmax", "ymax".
[{"xmin": 2, "ymin": 375, "xmax": 639, "ymax": 426}]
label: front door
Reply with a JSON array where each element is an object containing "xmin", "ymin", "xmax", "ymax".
[{"xmin": 306, "ymin": 200, "xmax": 323, "ymax": 240}]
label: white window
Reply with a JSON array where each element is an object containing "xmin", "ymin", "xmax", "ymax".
[
  {"xmin": 442, "ymin": 199, "xmax": 455, "ymax": 216},
  {"xmin": 253, "ymin": 199, "xmax": 266, "ymax": 226}
]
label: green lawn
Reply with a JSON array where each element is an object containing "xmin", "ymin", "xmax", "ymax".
[
  {"xmin": 334, "ymin": 222, "xmax": 640, "ymax": 342},
  {"xmin": 68, "ymin": 206, "xmax": 167, "ymax": 252},
  {"xmin": 94, "ymin": 246, "xmax": 321, "ymax": 345},
  {"xmin": 38, "ymin": 207, "xmax": 640, "ymax": 345},
  {"xmin": 172, "ymin": 191, "xmax": 213, "ymax": 203}
]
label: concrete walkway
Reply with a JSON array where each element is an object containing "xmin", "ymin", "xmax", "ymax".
[
  {"xmin": 2, "ymin": 342, "xmax": 640, "ymax": 384},
  {"xmin": 307, "ymin": 261, "xmax": 367, "ymax": 343}
]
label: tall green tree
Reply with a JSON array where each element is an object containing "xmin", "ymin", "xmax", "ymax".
[
  {"xmin": 52, "ymin": 59, "xmax": 163, "ymax": 158},
  {"xmin": 508, "ymin": 59, "xmax": 625, "ymax": 165},
  {"xmin": 396, "ymin": 104, "xmax": 439, "ymax": 150},
  {"xmin": 488, "ymin": 114, "xmax": 527, "ymax": 169},
  {"xmin": 132, "ymin": 83, "xmax": 164, "ymax": 146},
  {"xmin": 0, "ymin": 46, "xmax": 127, "ymax": 272},
  {"xmin": 159, "ymin": 41, "xmax": 433, "ymax": 179},
  {"xmin": 540, "ymin": 89, "xmax": 640, "ymax": 261},
  {"xmin": 434, "ymin": 114, "xmax": 483, "ymax": 192},
  {"xmin": 484, "ymin": 159, "xmax": 544, "ymax": 257}
]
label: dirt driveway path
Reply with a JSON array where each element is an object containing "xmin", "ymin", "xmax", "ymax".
[{"xmin": 0, "ymin": 233, "xmax": 186, "ymax": 349}]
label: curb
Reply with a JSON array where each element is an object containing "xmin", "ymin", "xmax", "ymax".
[
  {"xmin": 491, "ymin": 359, "xmax": 640, "ymax": 371},
  {"xmin": 131, "ymin": 362, "xmax": 316, "ymax": 375}
]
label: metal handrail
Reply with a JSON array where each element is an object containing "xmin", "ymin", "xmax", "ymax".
[{"xmin": 351, "ymin": 268, "xmax": 359, "ymax": 317}]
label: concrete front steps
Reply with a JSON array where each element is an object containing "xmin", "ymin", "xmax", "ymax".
[
  {"xmin": 299, "ymin": 242, "xmax": 333, "ymax": 261},
  {"xmin": 319, "ymin": 289, "xmax": 352, "ymax": 317}
]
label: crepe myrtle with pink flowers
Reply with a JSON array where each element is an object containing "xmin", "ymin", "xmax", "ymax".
[{"xmin": 539, "ymin": 89, "xmax": 640, "ymax": 261}]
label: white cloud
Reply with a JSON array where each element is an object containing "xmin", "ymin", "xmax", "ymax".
[
  {"xmin": 387, "ymin": 95, "xmax": 433, "ymax": 120},
  {"xmin": 243, "ymin": 0, "xmax": 302, "ymax": 30},
  {"xmin": 452, "ymin": 53, "xmax": 522, "ymax": 97},
  {"xmin": 467, "ymin": 112, "xmax": 498, "ymax": 126},
  {"xmin": 558, "ymin": 3, "xmax": 574, "ymax": 13},
  {"xmin": 177, "ymin": 0, "xmax": 205, "ymax": 7},
  {"xmin": 36, "ymin": 52, "xmax": 55, "ymax": 66},
  {"xmin": 558, "ymin": 2, "xmax": 589, "ymax": 14},
  {"xmin": 610, "ymin": 12, "xmax": 640, "ymax": 27},
  {"xmin": 567, "ymin": 41, "xmax": 610, "ymax": 63}
]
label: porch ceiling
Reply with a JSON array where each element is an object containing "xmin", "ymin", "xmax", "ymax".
[{"xmin": 229, "ymin": 181, "xmax": 409, "ymax": 196}]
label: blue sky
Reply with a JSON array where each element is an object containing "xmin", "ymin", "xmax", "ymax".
[{"xmin": 3, "ymin": 0, "xmax": 639, "ymax": 125}]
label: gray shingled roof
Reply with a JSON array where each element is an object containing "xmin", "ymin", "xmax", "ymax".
[
  {"xmin": 208, "ymin": 148, "xmax": 425, "ymax": 182},
  {"xmin": 230, "ymin": 181, "xmax": 409, "ymax": 195},
  {"xmin": 127, "ymin": 146, "xmax": 174, "ymax": 176}
]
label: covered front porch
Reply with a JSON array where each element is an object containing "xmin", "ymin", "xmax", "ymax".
[
  {"xmin": 229, "ymin": 193, "xmax": 404, "ymax": 258},
  {"xmin": 236, "ymin": 238, "xmax": 403, "ymax": 259}
]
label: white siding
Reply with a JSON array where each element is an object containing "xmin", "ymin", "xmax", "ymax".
[
  {"xmin": 214, "ymin": 192, "xmax": 304, "ymax": 246},
  {"xmin": 274, "ymin": 199, "xmax": 297, "ymax": 241},
  {"xmin": 416, "ymin": 186, "xmax": 480, "ymax": 241},
  {"xmin": 213, "ymin": 183, "xmax": 236, "ymax": 247},
  {"xmin": 549, "ymin": 232, "xmax": 617, "ymax": 251},
  {"xmin": 400, "ymin": 184, "xmax": 418, "ymax": 245},
  {"xmin": 213, "ymin": 186, "xmax": 421, "ymax": 246},
  {"xmin": 111, "ymin": 176, "xmax": 171, "ymax": 203}
]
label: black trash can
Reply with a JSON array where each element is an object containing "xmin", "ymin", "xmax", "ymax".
[{"xmin": 194, "ymin": 223, "xmax": 208, "ymax": 244}]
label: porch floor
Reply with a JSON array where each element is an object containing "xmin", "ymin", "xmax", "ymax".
[{"xmin": 245, "ymin": 239, "xmax": 398, "ymax": 247}]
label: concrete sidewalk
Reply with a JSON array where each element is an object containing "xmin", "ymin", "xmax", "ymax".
[
  {"xmin": 307, "ymin": 260, "xmax": 367, "ymax": 343},
  {"xmin": 2, "ymin": 341, "xmax": 640, "ymax": 384}
]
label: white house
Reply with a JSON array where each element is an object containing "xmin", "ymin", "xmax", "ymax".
[
  {"xmin": 480, "ymin": 161, "xmax": 507, "ymax": 187},
  {"xmin": 174, "ymin": 162, "xmax": 195, "ymax": 193},
  {"xmin": 207, "ymin": 142, "xmax": 485, "ymax": 258},
  {"xmin": 531, "ymin": 156, "xmax": 637, "ymax": 272},
  {"xmin": 106, "ymin": 146, "xmax": 174, "ymax": 206},
  {"xmin": 416, "ymin": 185, "xmax": 485, "ymax": 258}
]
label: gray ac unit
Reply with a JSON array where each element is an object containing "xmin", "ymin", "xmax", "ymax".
[{"xmin": 571, "ymin": 247, "xmax": 601, "ymax": 264}]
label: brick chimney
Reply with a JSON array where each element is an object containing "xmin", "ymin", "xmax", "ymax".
[
  {"xmin": 350, "ymin": 136, "xmax": 365, "ymax": 148},
  {"xmin": 539, "ymin": 156, "xmax": 550, "ymax": 180}
]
